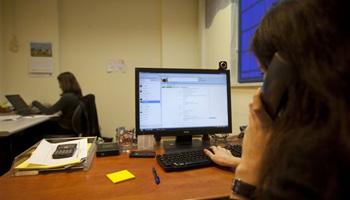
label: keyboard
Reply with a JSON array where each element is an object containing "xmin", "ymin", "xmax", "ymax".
[
  {"xmin": 225, "ymin": 144, "xmax": 242, "ymax": 158},
  {"xmin": 156, "ymin": 144, "xmax": 242, "ymax": 172}
]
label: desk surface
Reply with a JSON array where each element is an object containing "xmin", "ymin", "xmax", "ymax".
[
  {"xmin": 0, "ymin": 152, "xmax": 234, "ymax": 200},
  {"xmin": 0, "ymin": 115, "xmax": 55, "ymax": 136}
]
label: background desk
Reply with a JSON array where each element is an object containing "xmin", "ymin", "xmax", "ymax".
[
  {"xmin": 0, "ymin": 152, "xmax": 234, "ymax": 200},
  {"xmin": 0, "ymin": 115, "xmax": 56, "ymax": 175},
  {"xmin": 0, "ymin": 115, "xmax": 53, "ymax": 137}
]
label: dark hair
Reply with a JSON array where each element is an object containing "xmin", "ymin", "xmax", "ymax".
[
  {"xmin": 57, "ymin": 72, "xmax": 82, "ymax": 97},
  {"xmin": 251, "ymin": 0, "xmax": 350, "ymax": 198}
]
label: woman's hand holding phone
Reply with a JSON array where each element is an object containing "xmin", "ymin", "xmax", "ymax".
[{"xmin": 235, "ymin": 88, "xmax": 273, "ymax": 186}]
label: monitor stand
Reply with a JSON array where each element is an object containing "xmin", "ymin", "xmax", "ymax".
[{"xmin": 163, "ymin": 135, "xmax": 210, "ymax": 153}]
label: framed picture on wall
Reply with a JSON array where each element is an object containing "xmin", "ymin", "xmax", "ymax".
[{"xmin": 29, "ymin": 42, "xmax": 54, "ymax": 75}]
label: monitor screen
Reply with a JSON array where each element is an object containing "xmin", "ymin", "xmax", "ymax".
[{"xmin": 135, "ymin": 68, "xmax": 232, "ymax": 139}]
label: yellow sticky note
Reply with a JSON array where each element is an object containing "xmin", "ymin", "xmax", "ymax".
[{"xmin": 106, "ymin": 170, "xmax": 135, "ymax": 183}]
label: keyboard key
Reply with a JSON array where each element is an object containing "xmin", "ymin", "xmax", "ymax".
[{"xmin": 225, "ymin": 144, "xmax": 242, "ymax": 158}]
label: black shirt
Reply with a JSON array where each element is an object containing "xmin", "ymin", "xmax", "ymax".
[{"xmin": 33, "ymin": 93, "xmax": 80, "ymax": 130}]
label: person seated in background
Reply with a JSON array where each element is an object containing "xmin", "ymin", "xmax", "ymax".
[
  {"xmin": 204, "ymin": 0, "xmax": 350, "ymax": 199},
  {"xmin": 32, "ymin": 72, "xmax": 82, "ymax": 135}
]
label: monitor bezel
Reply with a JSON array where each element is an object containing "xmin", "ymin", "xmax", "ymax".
[{"xmin": 135, "ymin": 67, "xmax": 232, "ymax": 137}]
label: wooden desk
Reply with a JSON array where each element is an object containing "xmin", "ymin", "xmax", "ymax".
[{"xmin": 0, "ymin": 153, "xmax": 234, "ymax": 200}]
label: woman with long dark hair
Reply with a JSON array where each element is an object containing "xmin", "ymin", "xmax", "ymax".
[
  {"xmin": 32, "ymin": 72, "xmax": 82, "ymax": 133},
  {"xmin": 205, "ymin": 0, "xmax": 350, "ymax": 198}
]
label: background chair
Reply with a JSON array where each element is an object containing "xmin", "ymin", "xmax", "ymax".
[{"xmin": 72, "ymin": 94, "xmax": 112, "ymax": 142}]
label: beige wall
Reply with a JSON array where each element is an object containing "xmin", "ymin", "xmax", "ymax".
[
  {"xmin": 1, "ymin": 0, "xmax": 200, "ymax": 137},
  {"xmin": 59, "ymin": 0, "xmax": 162, "ymax": 136},
  {"xmin": 200, "ymin": 0, "xmax": 257, "ymax": 133},
  {"xmin": 2, "ymin": 0, "xmax": 60, "ymax": 104},
  {"xmin": 201, "ymin": 1, "xmax": 232, "ymax": 69},
  {"xmin": 161, "ymin": 0, "xmax": 199, "ymax": 68}
]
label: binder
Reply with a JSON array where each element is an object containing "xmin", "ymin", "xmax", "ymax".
[{"xmin": 10, "ymin": 137, "xmax": 97, "ymax": 176}]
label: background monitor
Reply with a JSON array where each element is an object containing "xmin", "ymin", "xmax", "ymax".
[{"xmin": 135, "ymin": 68, "xmax": 232, "ymax": 148}]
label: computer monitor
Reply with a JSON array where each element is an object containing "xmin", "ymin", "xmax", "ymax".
[{"xmin": 135, "ymin": 68, "xmax": 232, "ymax": 150}]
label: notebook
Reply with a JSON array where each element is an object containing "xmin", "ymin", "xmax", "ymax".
[{"xmin": 5, "ymin": 94, "xmax": 40, "ymax": 116}]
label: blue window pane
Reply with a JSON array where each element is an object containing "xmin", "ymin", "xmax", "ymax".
[
  {"xmin": 250, "ymin": 53, "xmax": 259, "ymax": 72},
  {"xmin": 241, "ymin": 1, "xmax": 266, "ymax": 31},
  {"xmin": 240, "ymin": 52, "xmax": 251, "ymax": 70},
  {"xmin": 238, "ymin": 0, "xmax": 280, "ymax": 83},
  {"xmin": 241, "ymin": 28, "xmax": 257, "ymax": 51},
  {"xmin": 241, "ymin": 0, "xmax": 261, "ymax": 11},
  {"xmin": 240, "ymin": 33, "xmax": 250, "ymax": 51},
  {"xmin": 239, "ymin": 51, "xmax": 261, "ymax": 82},
  {"xmin": 241, "ymin": 51, "xmax": 260, "ymax": 72}
]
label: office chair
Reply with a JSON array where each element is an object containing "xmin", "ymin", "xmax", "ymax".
[{"xmin": 72, "ymin": 94, "xmax": 112, "ymax": 142}]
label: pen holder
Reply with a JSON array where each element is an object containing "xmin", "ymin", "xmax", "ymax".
[
  {"xmin": 209, "ymin": 133, "xmax": 229, "ymax": 146},
  {"xmin": 116, "ymin": 127, "xmax": 135, "ymax": 152}
]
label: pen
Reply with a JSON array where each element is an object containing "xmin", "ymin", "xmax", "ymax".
[{"xmin": 152, "ymin": 167, "xmax": 160, "ymax": 185}]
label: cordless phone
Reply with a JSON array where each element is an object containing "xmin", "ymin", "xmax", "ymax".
[{"xmin": 261, "ymin": 54, "xmax": 296, "ymax": 119}]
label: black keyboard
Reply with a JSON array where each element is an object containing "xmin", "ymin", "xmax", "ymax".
[
  {"xmin": 157, "ymin": 149, "xmax": 212, "ymax": 171},
  {"xmin": 157, "ymin": 144, "xmax": 242, "ymax": 172},
  {"xmin": 225, "ymin": 144, "xmax": 242, "ymax": 158}
]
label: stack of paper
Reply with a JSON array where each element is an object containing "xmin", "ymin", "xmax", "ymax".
[
  {"xmin": 12, "ymin": 137, "xmax": 97, "ymax": 176},
  {"xmin": 15, "ymin": 138, "xmax": 87, "ymax": 170}
]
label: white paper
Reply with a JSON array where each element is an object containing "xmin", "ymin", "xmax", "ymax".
[
  {"xmin": 27, "ymin": 138, "xmax": 88, "ymax": 166},
  {"xmin": 29, "ymin": 42, "xmax": 54, "ymax": 74},
  {"xmin": 29, "ymin": 57, "xmax": 53, "ymax": 74},
  {"xmin": 0, "ymin": 115, "xmax": 21, "ymax": 121},
  {"xmin": 106, "ymin": 58, "xmax": 126, "ymax": 73},
  {"xmin": 22, "ymin": 112, "xmax": 61, "ymax": 119},
  {"xmin": 22, "ymin": 114, "xmax": 56, "ymax": 119}
]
